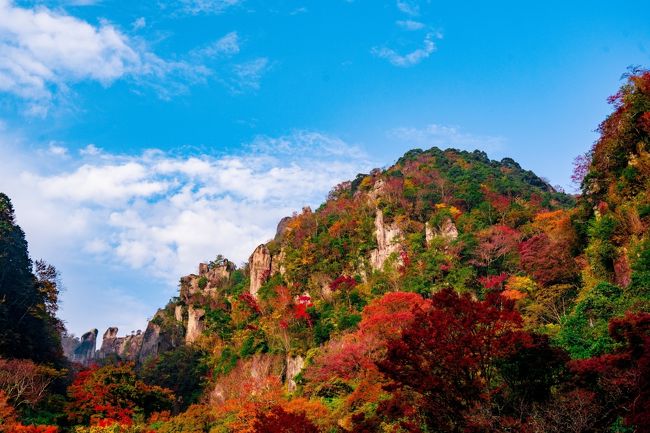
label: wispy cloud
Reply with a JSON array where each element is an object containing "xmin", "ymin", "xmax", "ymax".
[
  {"xmin": 372, "ymin": 32, "xmax": 439, "ymax": 67},
  {"xmin": 228, "ymin": 57, "xmax": 270, "ymax": 92},
  {"xmin": 191, "ymin": 32, "xmax": 240, "ymax": 58},
  {"xmin": 132, "ymin": 17, "xmax": 146, "ymax": 30},
  {"xmin": 389, "ymin": 123, "xmax": 506, "ymax": 153},
  {"xmin": 47, "ymin": 142, "xmax": 68, "ymax": 156},
  {"xmin": 0, "ymin": 130, "xmax": 373, "ymax": 334},
  {"xmin": 396, "ymin": 19, "xmax": 425, "ymax": 31},
  {"xmin": 396, "ymin": 0, "xmax": 419, "ymax": 16},
  {"xmin": 177, "ymin": 0, "xmax": 243, "ymax": 15}
]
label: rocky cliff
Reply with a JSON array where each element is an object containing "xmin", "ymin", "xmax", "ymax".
[
  {"xmin": 248, "ymin": 244, "xmax": 272, "ymax": 298},
  {"xmin": 97, "ymin": 327, "xmax": 144, "ymax": 361},
  {"xmin": 68, "ymin": 329, "xmax": 97, "ymax": 365},
  {"xmin": 368, "ymin": 209, "xmax": 402, "ymax": 270}
]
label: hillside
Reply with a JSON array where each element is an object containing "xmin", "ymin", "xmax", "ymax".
[
  {"xmin": 1, "ymin": 69, "xmax": 649, "ymax": 433},
  {"xmin": 75, "ymin": 147, "xmax": 576, "ymax": 364}
]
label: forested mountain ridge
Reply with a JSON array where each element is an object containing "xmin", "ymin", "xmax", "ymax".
[{"xmin": 0, "ymin": 70, "xmax": 649, "ymax": 433}]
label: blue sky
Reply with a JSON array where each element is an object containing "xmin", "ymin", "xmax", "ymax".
[{"xmin": 0, "ymin": 0, "xmax": 648, "ymax": 337}]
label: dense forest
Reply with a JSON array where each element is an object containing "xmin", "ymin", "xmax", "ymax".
[{"xmin": 0, "ymin": 70, "xmax": 648, "ymax": 433}]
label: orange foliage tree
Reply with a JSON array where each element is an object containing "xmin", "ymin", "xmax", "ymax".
[{"xmin": 66, "ymin": 363, "xmax": 173, "ymax": 426}]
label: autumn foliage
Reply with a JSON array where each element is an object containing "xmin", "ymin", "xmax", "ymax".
[
  {"xmin": 66, "ymin": 363, "xmax": 173, "ymax": 426},
  {"xmin": 2, "ymin": 69, "xmax": 650, "ymax": 433}
]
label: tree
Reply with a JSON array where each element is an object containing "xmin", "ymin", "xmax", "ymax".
[
  {"xmin": 519, "ymin": 233, "xmax": 578, "ymax": 286},
  {"xmin": 253, "ymin": 405, "xmax": 319, "ymax": 433},
  {"xmin": 0, "ymin": 390, "xmax": 18, "ymax": 429},
  {"xmin": 556, "ymin": 282, "xmax": 628, "ymax": 359},
  {"xmin": 472, "ymin": 225, "xmax": 520, "ymax": 272},
  {"xmin": 305, "ymin": 292, "xmax": 427, "ymax": 385},
  {"xmin": 0, "ymin": 194, "xmax": 63, "ymax": 365},
  {"xmin": 569, "ymin": 312, "xmax": 650, "ymax": 432},
  {"xmin": 139, "ymin": 346, "xmax": 208, "ymax": 412},
  {"xmin": 66, "ymin": 363, "xmax": 173, "ymax": 426},
  {"xmin": 496, "ymin": 334, "xmax": 569, "ymax": 418},
  {"xmin": 376, "ymin": 288, "xmax": 529, "ymax": 432},
  {"xmin": 535, "ymin": 312, "xmax": 650, "ymax": 433},
  {"xmin": 0, "ymin": 358, "xmax": 59, "ymax": 409}
]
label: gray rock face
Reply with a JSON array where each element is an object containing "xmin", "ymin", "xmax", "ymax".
[
  {"xmin": 369, "ymin": 209, "xmax": 402, "ymax": 270},
  {"xmin": 98, "ymin": 327, "xmax": 120, "ymax": 358},
  {"xmin": 285, "ymin": 355, "xmax": 304, "ymax": 392},
  {"xmin": 97, "ymin": 327, "xmax": 144, "ymax": 361},
  {"xmin": 275, "ymin": 216, "xmax": 292, "ymax": 239},
  {"xmin": 118, "ymin": 332, "xmax": 144, "ymax": 361},
  {"xmin": 71, "ymin": 329, "xmax": 97, "ymax": 365},
  {"xmin": 139, "ymin": 322, "xmax": 162, "ymax": 363},
  {"xmin": 61, "ymin": 333, "xmax": 81, "ymax": 360},
  {"xmin": 174, "ymin": 305, "xmax": 184, "ymax": 322},
  {"xmin": 185, "ymin": 306, "xmax": 205, "ymax": 344},
  {"xmin": 425, "ymin": 218, "xmax": 458, "ymax": 246},
  {"xmin": 185, "ymin": 262, "xmax": 232, "ymax": 298},
  {"xmin": 367, "ymin": 178, "xmax": 386, "ymax": 203},
  {"xmin": 95, "ymin": 300, "xmax": 187, "ymax": 362},
  {"xmin": 270, "ymin": 247, "xmax": 286, "ymax": 277},
  {"xmin": 69, "ymin": 259, "xmax": 234, "ymax": 365},
  {"xmin": 249, "ymin": 244, "xmax": 272, "ymax": 298}
]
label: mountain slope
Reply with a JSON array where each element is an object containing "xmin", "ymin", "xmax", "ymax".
[{"xmin": 5, "ymin": 69, "xmax": 649, "ymax": 433}]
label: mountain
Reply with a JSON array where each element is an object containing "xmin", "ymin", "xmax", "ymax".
[
  {"xmin": 78, "ymin": 146, "xmax": 574, "ymax": 360},
  {"xmin": 2, "ymin": 69, "xmax": 649, "ymax": 432}
]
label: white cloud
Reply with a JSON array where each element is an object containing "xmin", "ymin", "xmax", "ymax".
[
  {"xmin": 396, "ymin": 19, "xmax": 425, "ymax": 31},
  {"xmin": 29, "ymin": 162, "xmax": 170, "ymax": 203},
  {"xmin": 0, "ymin": 1, "xmax": 137, "ymax": 101},
  {"xmin": 0, "ymin": 130, "xmax": 373, "ymax": 335},
  {"xmin": 79, "ymin": 143, "xmax": 101, "ymax": 155},
  {"xmin": 372, "ymin": 32, "xmax": 439, "ymax": 67},
  {"xmin": 0, "ymin": 1, "xmax": 208, "ymax": 114},
  {"xmin": 132, "ymin": 17, "xmax": 146, "ymax": 30},
  {"xmin": 0, "ymin": 2, "xmax": 274, "ymax": 115},
  {"xmin": 177, "ymin": 0, "xmax": 243, "ymax": 15},
  {"xmin": 389, "ymin": 123, "xmax": 506, "ymax": 153},
  {"xmin": 191, "ymin": 32, "xmax": 240, "ymax": 58},
  {"xmin": 47, "ymin": 142, "xmax": 68, "ymax": 156},
  {"xmin": 229, "ymin": 57, "xmax": 269, "ymax": 92},
  {"xmin": 290, "ymin": 6, "xmax": 307, "ymax": 15},
  {"xmin": 396, "ymin": 0, "xmax": 419, "ymax": 16}
]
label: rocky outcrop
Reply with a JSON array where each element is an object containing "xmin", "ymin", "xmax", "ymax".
[
  {"xmin": 118, "ymin": 332, "xmax": 144, "ymax": 360},
  {"xmin": 275, "ymin": 216, "xmax": 292, "ymax": 239},
  {"xmin": 71, "ymin": 329, "xmax": 97, "ymax": 365},
  {"xmin": 367, "ymin": 178, "xmax": 386, "ymax": 203},
  {"xmin": 285, "ymin": 355, "xmax": 304, "ymax": 392},
  {"xmin": 139, "ymin": 322, "xmax": 162, "ymax": 363},
  {"xmin": 96, "ymin": 308, "xmax": 184, "ymax": 363},
  {"xmin": 98, "ymin": 327, "xmax": 120, "ymax": 358},
  {"xmin": 249, "ymin": 244, "xmax": 272, "ymax": 298},
  {"xmin": 369, "ymin": 210, "xmax": 402, "ymax": 270},
  {"xmin": 185, "ymin": 306, "xmax": 205, "ymax": 344},
  {"xmin": 270, "ymin": 247, "xmax": 286, "ymax": 277},
  {"xmin": 174, "ymin": 305, "xmax": 184, "ymax": 322},
  {"xmin": 425, "ymin": 222, "xmax": 434, "ymax": 245},
  {"xmin": 425, "ymin": 218, "xmax": 458, "ymax": 247},
  {"xmin": 183, "ymin": 262, "xmax": 233, "ymax": 299},
  {"xmin": 97, "ymin": 327, "xmax": 144, "ymax": 361},
  {"xmin": 61, "ymin": 333, "xmax": 81, "ymax": 360}
]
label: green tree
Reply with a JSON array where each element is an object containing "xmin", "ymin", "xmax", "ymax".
[{"xmin": 0, "ymin": 193, "xmax": 64, "ymax": 365}]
